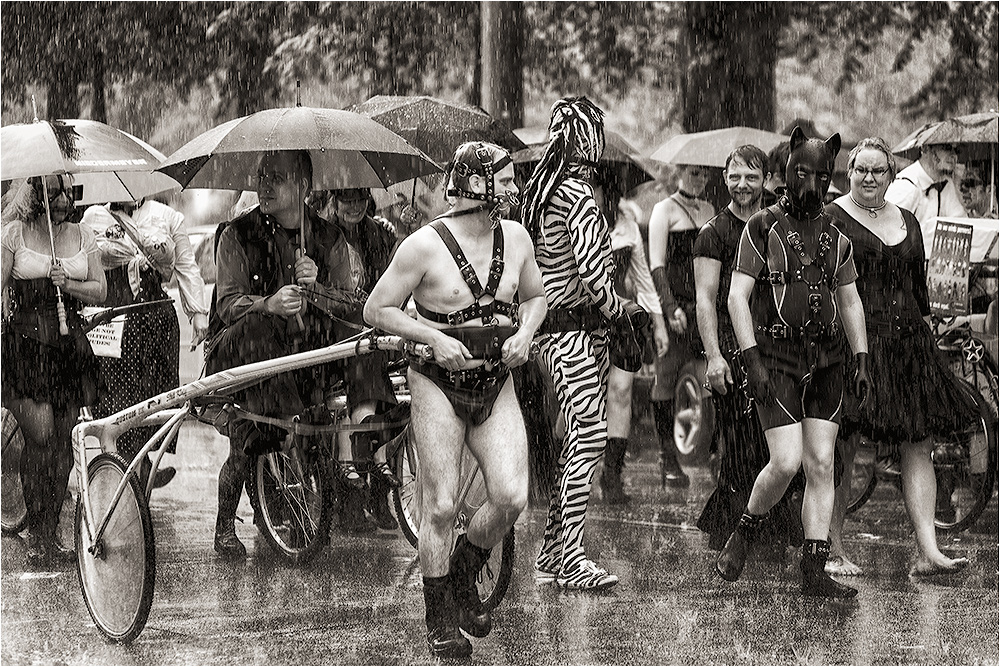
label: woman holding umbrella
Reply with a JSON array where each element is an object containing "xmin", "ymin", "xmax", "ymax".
[{"xmin": 1, "ymin": 173, "xmax": 107, "ymax": 566}]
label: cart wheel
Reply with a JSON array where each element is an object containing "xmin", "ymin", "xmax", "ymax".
[
  {"xmin": 933, "ymin": 379, "xmax": 997, "ymax": 532},
  {"xmin": 846, "ymin": 443, "xmax": 878, "ymax": 515},
  {"xmin": 473, "ymin": 527, "xmax": 515, "ymax": 613},
  {"xmin": 391, "ymin": 426, "xmax": 420, "ymax": 549},
  {"xmin": 1, "ymin": 408, "xmax": 27, "ymax": 535},
  {"xmin": 672, "ymin": 360, "xmax": 715, "ymax": 465},
  {"xmin": 253, "ymin": 444, "xmax": 332, "ymax": 565},
  {"xmin": 75, "ymin": 453, "xmax": 155, "ymax": 644}
]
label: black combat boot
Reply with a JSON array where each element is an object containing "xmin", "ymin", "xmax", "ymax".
[
  {"xmin": 367, "ymin": 472, "xmax": 398, "ymax": 531},
  {"xmin": 601, "ymin": 437, "xmax": 632, "ymax": 504},
  {"xmin": 449, "ymin": 534, "xmax": 493, "ymax": 638},
  {"xmin": 716, "ymin": 510, "xmax": 763, "ymax": 582},
  {"xmin": 800, "ymin": 539, "xmax": 858, "ymax": 598},
  {"xmin": 423, "ymin": 576, "xmax": 473, "ymax": 658}
]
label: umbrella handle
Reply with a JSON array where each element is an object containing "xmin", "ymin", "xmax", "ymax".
[
  {"xmin": 39, "ymin": 177, "xmax": 71, "ymax": 337},
  {"xmin": 56, "ymin": 293, "xmax": 69, "ymax": 336}
]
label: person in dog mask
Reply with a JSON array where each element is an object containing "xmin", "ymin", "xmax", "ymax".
[{"xmin": 721, "ymin": 127, "xmax": 871, "ymax": 598}]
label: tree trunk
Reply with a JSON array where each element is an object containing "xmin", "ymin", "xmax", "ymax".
[
  {"xmin": 46, "ymin": 59, "xmax": 81, "ymax": 120},
  {"xmin": 479, "ymin": 1, "xmax": 523, "ymax": 128},
  {"xmin": 91, "ymin": 48, "xmax": 107, "ymax": 123},
  {"xmin": 682, "ymin": 1, "xmax": 786, "ymax": 133}
]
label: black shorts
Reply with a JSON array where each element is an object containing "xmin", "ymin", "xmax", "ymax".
[
  {"xmin": 409, "ymin": 361, "xmax": 510, "ymax": 427},
  {"xmin": 755, "ymin": 338, "xmax": 844, "ymax": 430}
]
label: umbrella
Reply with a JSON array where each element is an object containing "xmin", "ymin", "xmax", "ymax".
[
  {"xmin": 346, "ymin": 95, "xmax": 526, "ymax": 166},
  {"xmin": 156, "ymin": 106, "xmax": 441, "ymax": 191},
  {"xmin": 2, "ymin": 114, "xmax": 166, "ymax": 336},
  {"xmin": 74, "ymin": 131, "xmax": 180, "ymax": 205},
  {"xmin": 1, "ymin": 118, "xmax": 163, "ymax": 182},
  {"xmin": 892, "ymin": 112, "xmax": 999, "ymax": 160},
  {"xmin": 649, "ymin": 126, "xmax": 789, "ymax": 168},
  {"xmin": 512, "ymin": 127, "xmax": 655, "ymax": 195}
]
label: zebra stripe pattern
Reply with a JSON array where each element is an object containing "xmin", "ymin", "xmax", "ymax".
[{"xmin": 535, "ymin": 328, "xmax": 610, "ymax": 574}]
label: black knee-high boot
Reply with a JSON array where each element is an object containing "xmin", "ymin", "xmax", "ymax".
[
  {"xmin": 716, "ymin": 510, "xmax": 763, "ymax": 581},
  {"xmin": 601, "ymin": 437, "xmax": 632, "ymax": 504},
  {"xmin": 800, "ymin": 539, "xmax": 858, "ymax": 598},
  {"xmin": 653, "ymin": 400, "xmax": 689, "ymax": 488},
  {"xmin": 423, "ymin": 575, "xmax": 473, "ymax": 658},
  {"xmin": 449, "ymin": 534, "xmax": 493, "ymax": 637}
]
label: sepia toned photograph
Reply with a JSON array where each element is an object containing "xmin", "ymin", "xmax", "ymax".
[{"xmin": 1, "ymin": 2, "xmax": 997, "ymax": 665}]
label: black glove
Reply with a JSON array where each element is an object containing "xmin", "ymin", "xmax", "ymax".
[
  {"xmin": 610, "ymin": 301, "xmax": 650, "ymax": 372},
  {"xmin": 853, "ymin": 352, "xmax": 872, "ymax": 409},
  {"xmin": 618, "ymin": 300, "xmax": 650, "ymax": 330},
  {"xmin": 651, "ymin": 266, "xmax": 677, "ymax": 315},
  {"xmin": 740, "ymin": 346, "xmax": 774, "ymax": 407}
]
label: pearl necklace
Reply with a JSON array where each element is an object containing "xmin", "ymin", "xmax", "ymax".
[{"xmin": 849, "ymin": 193, "xmax": 887, "ymax": 219}]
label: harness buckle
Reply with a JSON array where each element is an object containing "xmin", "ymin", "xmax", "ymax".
[
  {"xmin": 447, "ymin": 311, "xmax": 466, "ymax": 326},
  {"xmin": 768, "ymin": 271, "xmax": 787, "ymax": 285},
  {"xmin": 808, "ymin": 292, "xmax": 823, "ymax": 313},
  {"xmin": 763, "ymin": 323, "xmax": 789, "ymax": 339}
]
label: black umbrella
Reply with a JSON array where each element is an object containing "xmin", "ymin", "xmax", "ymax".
[
  {"xmin": 512, "ymin": 128, "xmax": 655, "ymax": 196},
  {"xmin": 346, "ymin": 95, "xmax": 527, "ymax": 166}
]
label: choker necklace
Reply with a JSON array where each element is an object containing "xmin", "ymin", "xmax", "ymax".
[{"xmin": 849, "ymin": 193, "xmax": 887, "ymax": 219}]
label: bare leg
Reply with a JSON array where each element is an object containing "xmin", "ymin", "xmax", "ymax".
[
  {"xmin": 606, "ymin": 366, "xmax": 634, "ymax": 440},
  {"xmin": 746, "ymin": 423, "xmax": 803, "ymax": 515},
  {"xmin": 902, "ymin": 438, "xmax": 970, "ymax": 575},
  {"xmin": 464, "ymin": 377, "xmax": 529, "ymax": 550},
  {"xmin": 408, "ymin": 370, "xmax": 466, "ymax": 578},
  {"xmin": 799, "ymin": 418, "xmax": 839, "ymax": 541},
  {"xmin": 828, "ymin": 432, "xmax": 863, "ymax": 575}
]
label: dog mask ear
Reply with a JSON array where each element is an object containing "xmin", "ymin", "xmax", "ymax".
[
  {"xmin": 825, "ymin": 133, "xmax": 842, "ymax": 158},
  {"xmin": 790, "ymin": 126, "xmax": 808, "ymax": 152}
]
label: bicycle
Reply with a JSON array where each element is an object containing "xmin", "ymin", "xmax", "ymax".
[
  {"xmin": 846, "ymin": 316, "xmax": 998, "ymax": 532},
  {"xmin": 70, "ymin": 331, "xmax": 424, "ymax": 643}
]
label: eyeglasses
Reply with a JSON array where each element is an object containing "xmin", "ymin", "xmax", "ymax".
[
  {"xmin": 45, "ymin": 179, "xmax": 82, "ymax": 203},
  {"xmin": 336, "ymin": 196, "xmax": 368, "ymax": 205},
  {"xmin": 961, "ymin": 179, "xmax": 984, "ymax": 189},
  {"xmin": 255, "ymin": 171, "xmax": 292, "ymax": 187},
  {"xmin": 852, "ymin": 166, "xmax": 889, "ymax": 179}
]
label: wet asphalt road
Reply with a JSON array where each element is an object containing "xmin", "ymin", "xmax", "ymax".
[
  {"xmin": 2, "ymin": 305, "xmax": 998, "ymax": 665},
  {"xmin": 2, "ymin": 422, "xmax": 997, "ymax": 666}
]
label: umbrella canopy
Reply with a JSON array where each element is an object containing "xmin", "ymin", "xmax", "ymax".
[
  {"xmin": 74, "ymin": 130, "xmax": 180, "ymax": 205},
  {"xmin": 649, "ymin": 126, "xmax": 789, "ymax": 168},
  {"xmin": 1, "ymin": 118, "xmax": 163, "ymax": 182},
  {"xmin": 512, "ymin": 128, "xmax": 655, "ymax": 195},
  {"xmin": 346, "ymin": 95, "xmax": 526, "ymax": 166},
  {"xmin": 157, "ymin": 106, "xmax": 441, "ymax": 191},
  {"xmin": 892, "ymin": 112, "xmax": 1000, "ymax": 160}
]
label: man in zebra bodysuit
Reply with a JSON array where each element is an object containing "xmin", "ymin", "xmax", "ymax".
[{"xmin": 522, "ymin": 96, "xmax": 647, "ymax": 591}]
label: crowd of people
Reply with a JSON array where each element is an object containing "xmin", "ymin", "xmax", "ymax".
[{"xmin": 2, "ymin": 101, "xmax": 996, "ymax": 658}]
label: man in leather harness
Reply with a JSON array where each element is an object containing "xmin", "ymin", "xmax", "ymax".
[
  {"xmin": 364, "ymin": 142, "xmax": 546, "ymax": 659},
  {"xmin": 722, "ymin": 127, "xmax": 872, "ymax": 598}
]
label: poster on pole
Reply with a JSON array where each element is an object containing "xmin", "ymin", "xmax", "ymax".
[
  {"xmin": 82, "ymin": 307, "xmax": 125, "ymax": 358},
  {"xmin": 927, "ymin": 220, "xmax": 973, "ymax": 317}
]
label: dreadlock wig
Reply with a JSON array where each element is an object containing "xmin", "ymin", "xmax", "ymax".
[{"xmin": 522, "ymin": 96, "xmax": 606, "ymax": 241}]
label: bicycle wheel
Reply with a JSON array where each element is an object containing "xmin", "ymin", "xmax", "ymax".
[
  {"xmin": 75, "ymin": 453, "xmax": 155, "ymax": 644},
  {"xmin": 846, "ymin": 444, "xmax": 878, "ymax": 515},
  {"xmin": 933, "ymin": 379, "xmax": 998, "ymax": 532},
  {"xmin": 473, "ymin": 527, "xmax": 515, "ymax": 613},
  {"xmin": 672, "ymin": 361, "xmax": 715, "ymax": 465},
  {"xmin": 391, "ymin": 426, "xmax": 420, "ymax": 548},
  {"xmin": 253, "ymin": 444, "xmax": 332, "ymax": 565},
  {"xmin": 1, "ymin": 408, "xmax": 27, "ymax": 535}
]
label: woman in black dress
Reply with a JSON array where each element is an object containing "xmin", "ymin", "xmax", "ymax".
[
  {"xmin": 2, "ymin": 172, "xmax": 107, "ymax": 565},
  {"xmin": 827, "ymin": 137, "xmax": 976, "ymax": 576}
]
